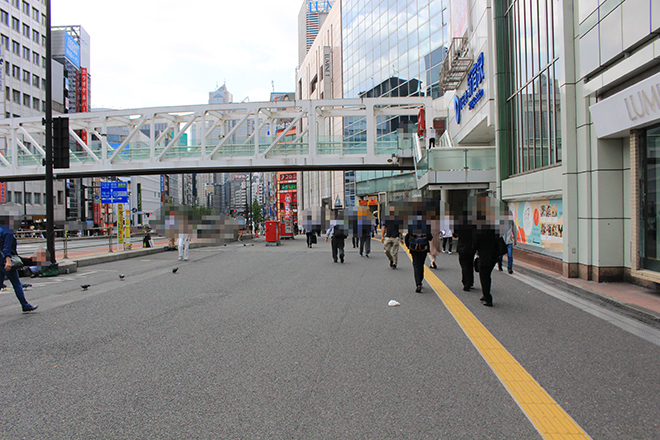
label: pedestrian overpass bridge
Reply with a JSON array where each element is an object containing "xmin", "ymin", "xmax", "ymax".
[{"xmin": 0, "ymin": 97, "xmax": 438, "ymax": 182}]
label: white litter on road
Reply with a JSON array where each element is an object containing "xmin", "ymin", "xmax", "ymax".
[{"xmin": 388, "ymin": 300, "xmax": 400, "ymax": 307}]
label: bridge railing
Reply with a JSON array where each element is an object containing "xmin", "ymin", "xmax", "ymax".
[{"xmin": 416, "ymin": 146, "xmax": 497, "ymax": 179}]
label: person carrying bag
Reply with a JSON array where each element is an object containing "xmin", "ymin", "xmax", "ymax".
[{"xmin": 0, "ymin": 222, "xmax": 37, "ymax": 312}]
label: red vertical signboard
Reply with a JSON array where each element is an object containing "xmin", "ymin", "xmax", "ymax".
[{"xmin": 80, "ymin": 68, "xmax": 88, "ymax": 143}]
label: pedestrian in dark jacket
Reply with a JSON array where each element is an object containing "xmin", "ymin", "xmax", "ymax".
[
  {"xmin": 454, "ymin": 222, "xmax": 476, "ymax": 291},
  {"xmin": 0, "ymin": 225, "xmax": 37, "ymax": 312},
  {"xmin": 405, "ymin": 217, "xmax": 433, "ymax": 293},
  {"xmin": 474, "ymin": 227, "xmax": 499, "ymax": 307},
  {"xmin": 326, "ymin": 222, "xmax": 347, "ymax": 263}
]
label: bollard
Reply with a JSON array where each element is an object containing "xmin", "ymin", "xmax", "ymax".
[{"xmin": 63, "ymin": 231, "xmax": 68, "ymax": 259}]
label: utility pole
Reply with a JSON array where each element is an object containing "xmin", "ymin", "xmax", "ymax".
[{"xmin": 44, "ymin": 0, "xmax": 55, "ymax": 263}]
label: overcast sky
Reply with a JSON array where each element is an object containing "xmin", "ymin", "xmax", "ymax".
[{"xmin": 52, "ymin": 0, "xmax": 301, "ymax": 110}]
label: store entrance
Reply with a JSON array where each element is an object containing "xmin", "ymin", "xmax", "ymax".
[{"xmin": 642, "ymin": 125, "xmax": 660, "ymax": 272}]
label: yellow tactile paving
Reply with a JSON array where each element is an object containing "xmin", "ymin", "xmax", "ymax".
[
  {"xmin": 424, "ymin": 268, "xmax": 592, "ymax": 439},
  {"xmin": 402, "ymin": 247, "xmax": 591, "ymax": 439}
]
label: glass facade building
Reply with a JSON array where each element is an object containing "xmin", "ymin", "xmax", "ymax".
[
  {"xmin": 503, "ymin": 0, "xmax": 563, "ymax": 175},
  {"xmin": 341, "ymin": 0, "xmax": 449, "ymax": 197}
]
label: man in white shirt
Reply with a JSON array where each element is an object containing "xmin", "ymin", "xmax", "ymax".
[{"xmin": 427, "ymin": 127, "xmax": 436, "ymax": 149}]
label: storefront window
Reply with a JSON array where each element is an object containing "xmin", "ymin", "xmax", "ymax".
[{"xmin": 642, "ymin": 125, "xmax": 660, "ymax": 272}]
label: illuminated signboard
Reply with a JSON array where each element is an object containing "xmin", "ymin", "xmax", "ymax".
[
  {"xmin": 278, "ymin": 173, "xmax": 296, "ymax": 181},
  {"xmin": 454, "ymin": 52, "xmax": 485, "ymax": 125}
]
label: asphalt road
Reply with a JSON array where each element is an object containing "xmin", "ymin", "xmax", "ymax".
[{"xmin": 1, "ymin": 237, "xmax": 659, "ymax": 439}]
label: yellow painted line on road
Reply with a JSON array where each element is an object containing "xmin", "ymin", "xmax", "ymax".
[
  {"xmin": 401, "ymin": 246, "xmax": 591, "ymax": 439},
  {"xmin": 424, "ymin": 266, "xmax": 591, "ymax": 439}
]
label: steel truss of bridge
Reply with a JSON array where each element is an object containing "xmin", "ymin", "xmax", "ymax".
[{"xmin": 0, "ymin": 97, "xmax": 433, "ymax": 181}]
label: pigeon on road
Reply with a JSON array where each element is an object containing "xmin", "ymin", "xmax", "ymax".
[
  {"xmin": 119, "ymin": 274, "xmax": 125, "ymax": 280},
  {"xmin": 22, "ymin": 283, "xmax": 32, "ymax": 289},
  {"xmin": 172, "ymin": 267, "xmax": 178, "ymax": 273},
  {"xmin": 81, "ymin": 284, "xmax": 90, "ymax": 291}
]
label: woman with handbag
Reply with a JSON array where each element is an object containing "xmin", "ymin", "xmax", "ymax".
[{"xmin": 0, "ymin": 223, "xmax": 37, "ymax": 312}]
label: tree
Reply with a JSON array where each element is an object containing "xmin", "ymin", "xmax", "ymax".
[{"xmin": 251, "ymin": 199, "xmax": 264, "ymax": 224}]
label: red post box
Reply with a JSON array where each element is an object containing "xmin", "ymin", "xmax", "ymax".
[{"xmin": 265, "ymin": 220, "xmax": 280, "ymax": 246}]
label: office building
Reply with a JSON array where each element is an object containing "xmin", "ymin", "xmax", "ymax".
[{"xmin": 0, "ymin": 0, "xmax": 66, "ymax": 227}]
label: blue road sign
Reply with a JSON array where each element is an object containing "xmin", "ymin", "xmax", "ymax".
[{"xmin": 100, "ymin": 182, "xmax": 129, "ymax": 204}]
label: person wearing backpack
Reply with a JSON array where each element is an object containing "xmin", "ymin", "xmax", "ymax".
[{"xmin": 404, "ymin": 217, "xmax": 433, "ymax": 293}]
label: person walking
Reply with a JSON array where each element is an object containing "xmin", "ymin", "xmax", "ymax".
[
  {"xmin": 326, "ymin": 222, "xmax": 346, "ymax": 263},
  {"xmin": 427, "ymin": 127, "xmax": 437, "ymax": 149},
  {"xmin": 454, "ymin": 216, "xmax": 476, "ymax": 292},
  {"xmin": 497, "ymin": 221, "xmax": 517, "ymax": 274},
  {"xmin": 359, "ymin": 218, "xmax": 374, "ymax": 257},
  {"xmin": 474, "ymin": 226, "xmax": 499, "ymax": 307},
  {"xmin": 442, "ymin": 227, "xmax": 453, "ymax": 254},
  {"xmin": 178, "ymin": 234, "xmax": 191, "ymax": 261},
  {"xmin": 381, "ymin": 206, "xmax": 401, "ymax": 269},
  {"xmin": 0, "ymin": 223, "xmax": 37, "ymax": 312},
  {"xmin": 405, "ymin": 216, "xmax": 433, "ymax": 293},
  {"xmin": 306, "ymin": 228, "xmax": 317, "ymax": 248}
]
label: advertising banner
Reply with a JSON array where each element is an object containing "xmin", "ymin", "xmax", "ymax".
[
  {"xmin": 125, "ymin": 208, "xmax": 131, "ymax": 248},
  {"xmin": 64, "ymin": 32, "xmax": 80, "ymax": 68},
  {"xmin": 509, "ymin": 199, "xmax": 563, "ymax": 251},
  {"xmin": 117, "ymin": 203, "xmax": 124, "ymax": 244},
  {"xmin": 93, "ymin": 200, "xmax": 101, "ymax": 225},
  {"xmin": 80, "ymin": 68, "xmax": 88, "ymax": 143}
]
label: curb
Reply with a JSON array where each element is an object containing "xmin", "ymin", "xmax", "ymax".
[
  {"xmin": 514, "ymin": 262, "xmax": 660, "ymax": 329},
  {"xmin": 56, "ymin": 240, "xmax": 218, "ymax": 273}
]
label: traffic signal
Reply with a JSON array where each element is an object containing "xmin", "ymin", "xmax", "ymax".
[{"xmin": 53, "ymin": 117, "xmax": 70, "ymax": 169}]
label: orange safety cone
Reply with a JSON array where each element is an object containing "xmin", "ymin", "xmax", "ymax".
[{"xmin": 256, "ymin": 230, "xmax": 259, "ymax": 238}]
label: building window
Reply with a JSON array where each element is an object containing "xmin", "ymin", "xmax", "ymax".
[
  {"xmin": 11, "ymin": 0, "xmax": 19, "ymax": 9},
  {"xmin": 12, "ymin": 89, "xmax": 19, "ymax": 102},
  {"xmin": 21, "ymin": 22, "xmax": 27, "ymax": 37},
  {"xmin": 4, "ymin": 60, "xmax": 8, "ymax": 75},
  {"xmin": 41, "ymin": 34, "xmax": 44, "ymax": 47},
  {"xmin": 31, "ymin": 6, "xmax": 37, "ymax": 20},
  {"xmin": 1, "ymin": 34, "xmax": 8, "ymax": 50},
  {"xmin": 25, "ymin": 192, "xmax": 31, "ymax": 204},
  {"xmin": 6, "ymin": 191, "xmax": 11, "ymax": 203},
  {"xmin": 12, "ymin": 64, "xmax": 19, "ymax": 78},
  {"xmin": 31, "ymin": 73, "xmax": 38, "ymax": 87},
  {"xmin": 40, "ymin": 13, "xmax": 44, "ymax": 26},
  {"xmin": 57, "ymin": 190, "xmax": 63, "ymax": 205},
  {"xmin": 11, "ymin": 39, "xmax": 18, "ymax": 54},
  {"xmin": 0, "ymin": 9, "xmax": 8, "ymax": 25},
  {"xmin": 22, "ymin": 93, "xmax": 29, "ymax": 106},
  {"xmin": 21, "ymin": 1, "xmax": 28, "ymax": 15},
  {"xmin": 4, "ymin": 87, "xmax": 9, "ymax": 101},
  {"xmin": 22, "ymin": 45, "xmax": 29, "ymax": 60},
  {"xmin": 11, "ymin": 16, "xmax": 18, "ymax": 31},
  {"xmin": 503, "ymin": 0, "xmax": 562, "ymax": 175},
  {"xmin": 22, "ymin": 68, "xmax": 28, "ymax": 82},
  {"xmin": 14, "ymin": 191, "xmax": 21, "ymax": 204},
  {"xmin": 31, "ymin": 28, "xmax": 37, "ymax": 43},
  {"xmin": 41, "ymin": 55, "xmax": 45, "ymax": 67},
  {"xmin": 32, "ymin": 50, "xmax": 38, "ymax": 64},
  {"xmin": 32, "ymin": 96, "xmax": 38, "ymax": 110},
  {"xmin": 34, "ymin": 192, "xmax": 40, "ymax": 204},
  {"xmin": 41, "ymin": 78, "xmax": 44, "ymax": 89}
]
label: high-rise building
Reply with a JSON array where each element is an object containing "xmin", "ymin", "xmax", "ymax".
[
  {"xmin": 298, "ymin": 0, "xmax": 334, "ymax": 67},
  {"xmin": 0, "ymin": 1, "xmax": 67, "ymax": 227},
  {"xmin": 51, "ymin": 25, "xmax": 92, "ymax": 222}
]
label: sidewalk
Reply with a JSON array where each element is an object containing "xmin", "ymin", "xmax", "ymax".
[{"xmin": 513, "ymin": 257, "xmax": 660, "ymax": 326}]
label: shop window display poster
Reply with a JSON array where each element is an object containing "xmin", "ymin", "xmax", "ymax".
[{"xmin": 509, "ymin": 199, "xmax": 563, "ymax": 250}]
